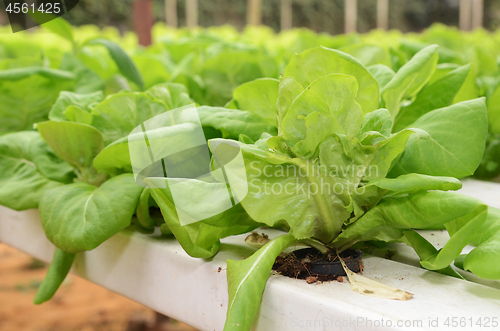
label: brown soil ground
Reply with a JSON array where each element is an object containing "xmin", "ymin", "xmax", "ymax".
[{"xmin": 0, "ymin": 244, "xmax": 199, "ymax": 331}]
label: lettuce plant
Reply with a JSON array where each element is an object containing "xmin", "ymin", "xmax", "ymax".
[
  {"xmin": 203, "ymin": 46, "xmax": 500, "ymax": 331},
  {"xmin": 0, "ymin": 78, "xmax": 279, "ymax": 303},
  {"xmin": 0, "ymin": 18, "xmax": 146, "ymax": 136},
  {"xmin": 368, "ymin": 24, "xmax": 500, "ymax": 181},
  {"xmin": 2, "ymin": 23, "xmax": 500, "ymax": 331}
]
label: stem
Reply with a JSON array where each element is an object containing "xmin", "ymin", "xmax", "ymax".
[
  {"xmin": 74, "ymin": 168, "xmax": 83, "ymax": 182},
  {"xmin": 301, "ymin": 239, "xmax": 329, "ymax": 254},
  {"xmin": 80, "ymin": 167, "xmax": 108, "ymax": 187},
  {"xmin": 336, "ymin": 239, "xmax": 360, "ymax": 254},
  {"xmin": 291, "ymin": 159, "xmax": 341, "ymax": 244}
]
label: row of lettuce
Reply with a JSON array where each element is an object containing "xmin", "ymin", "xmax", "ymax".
[
  {"xmin": 1, "ymin": 19, "xmax": 500, "ymax": 331},
  {"xmin": 2, "ymin": 21, "xmax": 500, "ymax": 178}
]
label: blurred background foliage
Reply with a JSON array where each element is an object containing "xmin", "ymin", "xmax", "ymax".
[{"xmin": 51, "ymin": 0, "xmax": 500, "ymax": 34}]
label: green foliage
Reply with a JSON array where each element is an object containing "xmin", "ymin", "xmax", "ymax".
[
  {"xmin": 33, "ymin": 248, "xmax": 75, "ymax": 304},
  {"xmin": 211, "ymin": 45, "xmax": 493, "ymax": 331},
  {"xmin": 382, "ymin": 45, "xmax": 439, "ymax": 117},
  {"xmin": 284, "ymin": 47, "xmax": 379, "ymax": 113},
  {"xmin": 225, "ymin": 234, "xmax": 296, "ymax": 331},
  {"xmin": 200, "ymin": 50, "xmax": 279, "ymax": 106},
  {"xmin": 39, "ymin": 173, "xmax": 143, "ymax": 253},
  {"xmin": 0, "ymin": 131, "xmax": 73, "ymax": 210},
  {"xmin": 228, "ymin": 78, "xmax": 279, "ymax": 126},
  {"xmin": 197, "ymin": 106, "xmax": 277, "ymax": 141},
  {"xmin": 148, "ymin": 181, "xmax": 259, "ymax": 258},
  {"xmin": 393, "ymin": 64, "xmax": 477, "ymax": 131},
  {"xmin": 90, "ymin": 91, "xmax": 168, "ymax": 144},
  {"xmin": 48, "ymin": 91, "xmax": 103, "ymax": 121},
  {"xmin": 37, "ymin": 121, "xmax": 106, "ymax": 185},
  {"xmin": 390, "ymin": 99, "xmax": 488, "ymax": 179},
  {"xmin": 459, "ymin": 207, "xmax": 500, "ymax": 279},
  {"xmin": 0, "ymin": 67, "xmax": 75, "ymax": 135},
  {"xmin": 86, "ymin": 39, "xmax": 144, "ymax": 89},
  {"xmin": 136, "ymin": 188, "xmax": 156, "ymax": 230},
  {"xmin": 3, "ymin": 21, "xmax": 500, "ymax": 331}
]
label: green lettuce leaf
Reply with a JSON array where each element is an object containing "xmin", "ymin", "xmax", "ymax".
[
  {"xmin": 136, "ymin": 188, "xmax": 156, "ymax": 231},
  {"xmin": 65, "ymin": 105, "xmax": 93, "ymax": 125},
  {"xmin": 393, "ymin": 64, "xmax": 476, "ymax": 131},
  {"xmin": 59, "ymin": 53, "xmax": 105, "ymax": 94},
  {"xmin": 365, "ymin": 174, "xmax": 462, "ymax": 195},
  {"xmin": 33, "ymin": 248, "xmax": 75, "ymax": 304},
  {"xmin": 448, "ymin": 207, "xmax": 500, "ymax": 279},
  {"xmin": 39, "ymin": 173, "xmax": 143, "ymax": 253},
  {"xmin": 145, "ymin": 82, "xmax": 194, "ymax": 110},
  {"xmin": 382, "ymin": 45, "xmax": 438, "ymax": 118},
  {"xmin": 390, "ymin": 98, "xmax": 488, "ymax": 179},
  {"xmin": 90, "ymin": 91, "xmax": 168, "ymax": 145},
  {"xmin": 37, "ymin": 121, "xmax": 106, "ymax": 185},
  {"xmin": 201, "ymin": 51, "xmax": 277, "ymax": 106},
  {"xmin": 197, "ymin": 106, "xmax": 277, "ymax": 141},
  {"xmin": 276, "ymin": 76, "xmax": 304, "ymax": 133},
  {"xmin": 86, "ymin": 39, "xmax": 144, "ymax": 89},
  {"xmin": 402, "ymin": 230, "xmax": 464, "ymax": 279},
  {"xmin": 340, "ymin": 44, "xmax": 392, "ymax": 67},
  {"xmin": 487, "ymin": 83, "xmax": 500, "ymax": 135},
  {"xmin": 473, "ymin": 134, "xmax": 500, "ymax": 179},
  {"xmin": 228, "ymin": 78, "xmax": 279, "ymax": 126},
  {"xmin": 93, "ymin": 136, "xmax": 132, "ymax": 176},
  {"xmin": 284, "ymin": 46, "xmax": 379, "ymax": 113},
  {"xmin": 336, "ymin": 191, "xmax": 487, "ymax": 272},
  {"xmin": 281, "ymin": 74, "xmax": 364, "ymax": 147},
  {"xmin": 48, "ymin": 91, "xmax": 103, "ymax": 122},
  {"xmin": 0, "ymin": 131, "xmax": 73, "ymax": 210},
  {"xmin": 368, "ymin": 64, "xmax": 395, "ymax": 90},
  {"xmin": 147, "ymin": 180, "xmax": 258, "ymax": 258},
  {"xmin": 0, "ymin": 68, "xmax": 74, "ymax": 134},
  {"xmin": 133, "ymin": 53, "xmax": 173, "ymax": 89},
  {"xmin": 224, "ymin": 234, "xmax": 296, "ymax": 331}
]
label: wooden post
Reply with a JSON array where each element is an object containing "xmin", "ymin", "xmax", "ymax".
[
  {"xmin": 247, "ymin": 0, "xmax": 262, "ymax": 26},
  {"xmin": 186, "ymin": 0, "xmax": 198, "ymax": 28},
  {"xmin": 133, "ymin": 0, "xmax": 153, "ymax": 46},
  {"xmin": 377, "ymin": 0, "xmax": 389, "ymax": 30},
  {"xmin": 471, "ymin": 0, "xmax": 483, "ymax": 29},
  {"xmin": 281, "ymin": 0, "xmax": 292, "ymax": 31},
  {"xmin": 459, "ymin": 0, "xmax": 472, "ymax": 31},
  {"xmin": 165, "ymin": 0, "xmax": 177, "ymax": 28},
  {"xmin": 345, "ymin": 0, "xmax": 357, "ymax": 33}
]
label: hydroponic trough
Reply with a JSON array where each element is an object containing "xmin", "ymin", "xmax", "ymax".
[{"xmin": 1, "ymin": 179, "xmax": 500, "ymax": 331}]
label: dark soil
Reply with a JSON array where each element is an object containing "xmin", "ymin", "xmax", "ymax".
[{"xmin": 272, "ymin": 248, "xmax": 363, "ymax": 283}]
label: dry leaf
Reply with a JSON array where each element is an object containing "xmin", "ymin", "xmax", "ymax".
[
  {"xmin": 339, "ymin": 254, "xmax": 413, "ymax": 301},
  {"xmin": 245, "ymin": 232, "xmax": 270, "ymax": 249}
]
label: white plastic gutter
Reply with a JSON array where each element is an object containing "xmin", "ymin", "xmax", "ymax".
[{"xmin": 0, "ymin": 179, "xmax": 499, "ymax": 331}]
